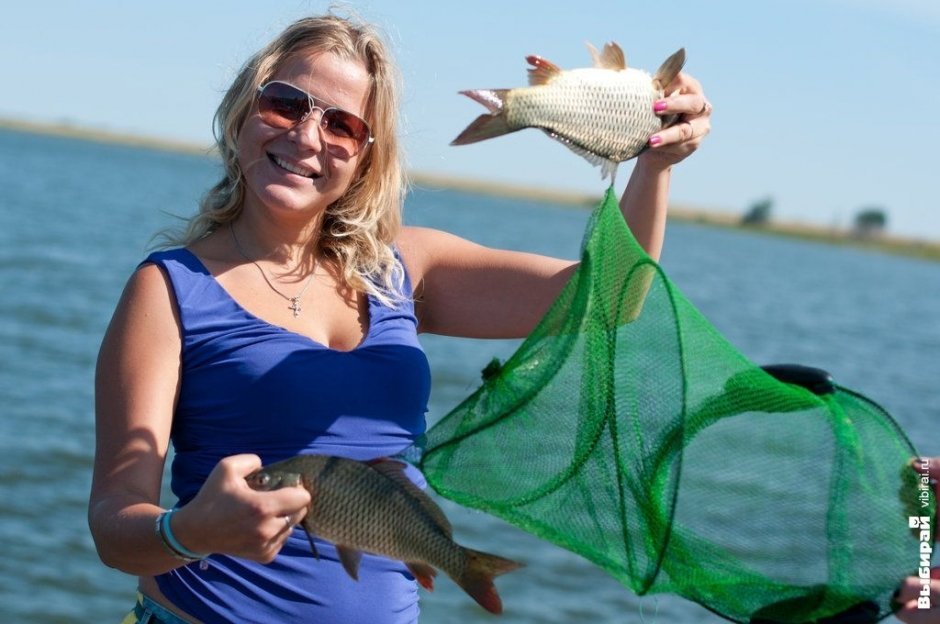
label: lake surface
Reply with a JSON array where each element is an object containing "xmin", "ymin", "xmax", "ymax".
[{"xmin": 0, "ymin": 128, "xmax": 936, "ymax": 622}]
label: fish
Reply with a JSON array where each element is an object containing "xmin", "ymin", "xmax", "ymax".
[
  {"xmin": 451, "ymin": 42, "xmax": 686, "ymax": 182},
  {"xmin": 245, "ymin": 454, "xmax": 523, "ymax": 614}
]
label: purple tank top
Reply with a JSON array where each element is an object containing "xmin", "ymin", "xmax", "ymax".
[{"xmin": 144, "ymin": 248, "xmax": 431, "ymax": 623}]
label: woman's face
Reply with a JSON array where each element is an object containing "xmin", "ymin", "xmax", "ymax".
[{"xmin": 237, "ymin": 51, "xmax": 372, "ymax": 222}]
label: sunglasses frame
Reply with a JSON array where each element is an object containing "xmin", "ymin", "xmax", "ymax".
[{"xmin": 256, "ymin": 80, "xmax": 375, "ymax": 154}]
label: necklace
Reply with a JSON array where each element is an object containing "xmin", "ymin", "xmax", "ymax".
[{"xmin": 230, "ymin": 223, "xmax": 317, "ymax": 317}]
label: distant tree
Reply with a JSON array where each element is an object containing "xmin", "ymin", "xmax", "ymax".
[
  {"xmin": 742, "ymin": 197, "xmax": 773, "ymax": 226},
  {"xmin": 853, "ymin": 207, "xmax": 887, "ymax": 238}
]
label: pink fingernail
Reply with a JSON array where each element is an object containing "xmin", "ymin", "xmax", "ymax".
[
  {"xmin": 649, "ymin": 135, "xmax": 662, "ymax": 146},
  {"xmin": 653, "ymin": 100, "xmax": 668, "ymax": 113}
]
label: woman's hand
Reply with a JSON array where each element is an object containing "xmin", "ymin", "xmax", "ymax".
[
  {"xmin": 895, "ymin": 457, "xmax": 938, "ymax": 623},
  {"xmin": 896, "ymin": 569, "xmax": 939, "ymax": 623},
  {"xmin": 172, "ymin": 454, "xmax": 311, "ymax": 563},
  {"xmin": 643, "ymin": 72, "xmax": 712, "ymax": 169}
]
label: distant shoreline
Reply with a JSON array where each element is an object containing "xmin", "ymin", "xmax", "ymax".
[
  {"xmin": 0, "ymin": 117, "xmax": 216, "ymax": 156},
  {"xmin": 3, "ymin": 117, "xmax": 938, "ymax": 262}
]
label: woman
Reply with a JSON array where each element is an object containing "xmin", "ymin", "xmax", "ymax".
[{"xmin": 89, "ymin": 14, "xmax": 711, "ymax": 624}]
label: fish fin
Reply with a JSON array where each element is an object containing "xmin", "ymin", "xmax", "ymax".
[
  {"xmin": 659, "ymin": 89, "xmax": 682, "ymax": 128},
  {"xmin": 526, "ymin": 55, "xmax": 562, "ymax": 86},
  {"xmin": 406, "ymin": 561, "xmax": 438, "ymax": 591},
  {"xmin": 451, "ymin": 112, "xmax": 517, "ymax": 146},
  {"xmin": 336, "ymin": 545, "xmax": 363, "ymax": 581},
  {"xmin": 300, "ymin": 524, "xmax": 320, "ymax": 560},
  {"xmin": 601, "ymin": 160, "xmax": 620, "ymax": 186},
  {"xmin": 457, "ymin": 88, "xmax": 507, "ymax": 114},
  {"xmin": 586, "ymin": 43, "xmax": 602, "ymax": 68},
  {"xmin": 652, "ymin": 47, "xmax": 686, "ymax": 91},
  {"xmin": 367, "ymin": 458, "xmax": 453, "ymax": 537},
  {"xmin": 456, "ymin": 548, "xmax": 524, "ymax": 615},
  {"xmin": 587, "ymin": 41, "xmax": 626, "ymax": 70}
]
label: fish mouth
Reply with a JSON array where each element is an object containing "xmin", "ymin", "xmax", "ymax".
[{"xmin": 268, "ymin": 153, "xmax": 321, "ymax": 179}]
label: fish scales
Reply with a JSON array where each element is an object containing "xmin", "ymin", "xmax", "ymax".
[
  {"xmin": 506, "ymin": 68, "xmax": 661, "ymax": 161},
  {"xmin": 451, "ymin": 43, "xmax": 685, "ymax": 182},
  {"xmin": 246, "ymin": 454, "xmax": 522, "ymax": 614},
  {"xmin": 301, "ymin": 456, "xmax": 463, "ymax": 573}
]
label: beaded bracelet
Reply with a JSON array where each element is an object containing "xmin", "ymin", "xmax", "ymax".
[{"xmin": 155, "ymin": 509, "xmax": 208, "ymax": 562}]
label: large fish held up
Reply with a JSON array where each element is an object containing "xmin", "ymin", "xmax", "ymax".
[
  {"xmin": 246, "ymin": 454, "xmax": 522, "ymax": 614},
  {"xmin": 451, "ymin": 43, "xmax": 686, "ymax": 182}
]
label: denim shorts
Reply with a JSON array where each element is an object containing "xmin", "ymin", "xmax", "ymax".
[{"xmin": 121, "ymin": 592, "xmax": 192, "ymax": 624}]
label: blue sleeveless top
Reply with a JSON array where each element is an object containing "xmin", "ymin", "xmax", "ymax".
[{"xmin": 144, "ymin": 248, "xmax": 432, "ymax": 624}]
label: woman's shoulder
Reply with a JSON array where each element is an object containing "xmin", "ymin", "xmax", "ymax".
[
  {"xmin": 395, "ymin": 224, "xmax": 442, "ymax": 248},
  {"xmin": 395, "ymin": 226, "xmax": 432, "ymax": 285},
  {"xmin": 395, "ymin": 225, "xmax": 460, "ymax": 287},
  {"xmin": 142, "ymin": 230, "xmax": 228, "ymax": 273},
  {"xmin": 140, "ymin": 247, "xmax": 190, "ymax": 266},
  {"xmin": 113, "ymin": 259, "xmax": 180, "ymax": 332},
  {"xmin": 396, "ymin": 225, "xmax": 487, "ymax": 272},
  {"xmin": 396, "ymin": 225, "xmax": 479, "ymax": 261}
]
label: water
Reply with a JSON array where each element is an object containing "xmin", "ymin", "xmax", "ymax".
[{"xmin": 0, "ymin": 128, "xmax": 936, "ymax": 622}]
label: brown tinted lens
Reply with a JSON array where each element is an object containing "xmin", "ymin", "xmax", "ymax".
[
  {"xmin": 321, "ymin": 109, "xmax": 370, "ymax": 149},
  {"xmin": 258, "ymin": 82, "xmax": 310, "ymax": 128},
  {"xmin": 258, "ymin": 82, "xmax": 372, "ymax": 153}
]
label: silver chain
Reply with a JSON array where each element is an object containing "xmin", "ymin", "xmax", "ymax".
[{"xmin": 230, "ymin": 223, "xmax": 317, "ymax": 317}]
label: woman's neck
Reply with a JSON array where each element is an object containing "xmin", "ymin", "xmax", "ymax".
[{"xmin": 230, "ymin": 209, "xmax": 324, "ymax": 272}]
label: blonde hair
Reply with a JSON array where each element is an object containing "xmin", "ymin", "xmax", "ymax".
[{"xmin": 169, "ymin": 14, "xmax": 406, "ymax": 305}]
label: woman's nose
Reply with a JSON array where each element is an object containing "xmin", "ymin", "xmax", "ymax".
[{"xmin": 289, "ymin": 111, "xmax": 326, "ymax": 151}]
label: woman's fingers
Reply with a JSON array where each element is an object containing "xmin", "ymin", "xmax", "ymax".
[
  {"xmin": 647, "ymin": 72, "xmax": 712, "ymax": 153},
  {"xmin": 653, "ymin": 92, "xmax": 710, "ymax": 119},
  {"xmin": 650, "ymin": 115, "xmax": 710, "ymax": 147},
  {"xmin": 214, "ymin": 454, "xmax": 311, "ymax": 512},
  {"xmin": 219, "ymin": 453, "xmax": 264, "ymax": 478},
  {"xmin": 894, "ymin": 570, "xmax": 939, "ymax": 623},
  {"xmin": 175, "ymin": 454, "xmax": 311, "ymax": 562}
]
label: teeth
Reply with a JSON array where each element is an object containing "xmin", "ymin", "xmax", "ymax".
[{"xmin": 272, "ymin": 154, "xmax": 315, "ymax": 177}]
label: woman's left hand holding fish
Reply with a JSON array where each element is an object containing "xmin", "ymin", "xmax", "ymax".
[{"xmin": 644, "ymin": 72, "xmax": 712, "ymax": 167}]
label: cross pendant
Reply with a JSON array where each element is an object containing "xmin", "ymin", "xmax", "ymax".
[{"xmin": 288, "ymin": 298, "xmax": 301, "ymax": 317}]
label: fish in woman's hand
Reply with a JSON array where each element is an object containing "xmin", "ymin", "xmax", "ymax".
[
  {"xmin": 246, "ymin": 454, "xmax": 523, "ymax": 614},
  {"xmin": 452, "ymin": 42, "xmax": 685, "ymax": 182}
]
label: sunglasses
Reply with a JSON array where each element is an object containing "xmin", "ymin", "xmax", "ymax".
[{"xmin": 256, "ymin": 81, "xmax": 374, "ymax": 155}]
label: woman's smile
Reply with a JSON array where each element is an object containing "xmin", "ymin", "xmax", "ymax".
[{"xmin": 268, "ymin": 152, "xmax": 321, "ymax": 179}]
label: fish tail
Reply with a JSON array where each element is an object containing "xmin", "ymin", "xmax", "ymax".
[
  {"xmin": 456, "ymin": 547, "xmax": 524, "ymax": 614},
  {"xmin": 451, "ymin": 89, "xmax": 517, "ymax": 146}
]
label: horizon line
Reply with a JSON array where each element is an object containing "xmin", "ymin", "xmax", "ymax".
[{"xmin": 3, "ymin": 116, "xmax": 938, "ymax": 257}]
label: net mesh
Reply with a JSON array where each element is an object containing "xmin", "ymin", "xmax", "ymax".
[{"xmin": 419, "ymin": 187, "xmax": 935, "ymax": 623}]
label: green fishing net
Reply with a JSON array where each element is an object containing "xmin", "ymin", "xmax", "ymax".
[{"xmin": 419, "ymin": 187, "xmax": 935, "ymax": 623}]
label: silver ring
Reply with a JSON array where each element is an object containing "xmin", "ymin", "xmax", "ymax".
[{"xmin": 284, "ymin": 515, "xmax": 293, "ymax": 529}]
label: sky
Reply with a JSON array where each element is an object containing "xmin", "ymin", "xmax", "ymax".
[{"xmin": 2, "ymin": 0, "xmax": 938, "ymax": 239}]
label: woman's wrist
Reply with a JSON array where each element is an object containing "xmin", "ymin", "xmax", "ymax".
[
  {"xmin": 156, "ymin": 508, "xmax": 209, "ymax": 562},
  {"xmin": 635, "ymin": 150, "xmax": 674, "ymax": 177}
]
